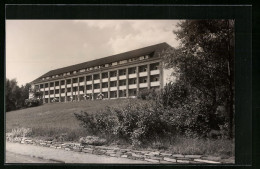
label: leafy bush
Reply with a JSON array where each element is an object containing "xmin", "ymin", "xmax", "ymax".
[
  {"xmin": 158, "ymin": 82, "xmax": 230, "ymax": 138},
  {"xmin": 8, "ymin": 127, "xmax": 32, "ymax": 138},
  {"xmin": 74, "ymin": 101, "xmax": 177, "ymax": 147},
  {"xmin": 137, "ymin": 89, "xmax": 159, "ymax": 100},
  {"xmin": 24, "ymin": 98, "xmax": 42, "ymax": 107},
  {"xmin": 75, "ymin": 81, "xmax": 231, "ymax": 147}
]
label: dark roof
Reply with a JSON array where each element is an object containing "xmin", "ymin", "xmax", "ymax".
[{"xmin": 32, "ymin": 42, "xmax": 171, "ymax": 83}]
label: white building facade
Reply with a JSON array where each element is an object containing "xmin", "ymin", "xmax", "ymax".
[{"xmin": 30, "ymin": 43, "xmax": 172, "ymax": 103}]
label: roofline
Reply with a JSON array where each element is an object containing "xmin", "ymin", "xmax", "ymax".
[{"xmin": 31, "ymin": 42, "xmax": 172, "ymax": 83}]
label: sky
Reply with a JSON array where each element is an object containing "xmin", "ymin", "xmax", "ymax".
[{"xmin": 6, "ymin": 20, "xmax": 180, "ymax": 86}]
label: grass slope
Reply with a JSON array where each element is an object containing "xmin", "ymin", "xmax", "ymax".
[{"xmin": 6, "ymin": 99, "xmax": 141, "ymax": 139}]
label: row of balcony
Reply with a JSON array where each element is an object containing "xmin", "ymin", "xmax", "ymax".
[
  {"xmin": 38, "ymin": 65, "xmax": 160, "ymax": 88},
  {"xmin": 40, "ymin": 70, "xmax": 160, "ymax": 89},
  {"xmin": 43, "ymin": 81, "xmax": 160, "ymax": 97},
  {"xmin": 42, "ymin": 54, "xmax": 155, "ymax": 81}
]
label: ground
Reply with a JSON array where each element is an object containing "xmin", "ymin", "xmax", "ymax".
[{"xmin": 6, "ymin": 142, "xmax": 148, "ymax": 164}]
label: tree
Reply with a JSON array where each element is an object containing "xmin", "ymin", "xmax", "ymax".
[
  {"xmin": 19, "ymin": 83, "xmax": 31, "ymax": 107},
  {"xmin": 5, "ymin": 78, "xmax": 21, "ymax": 111},
  {"xmin": 163, "ymin": 20, "xmax": 234, "ymax": 138}
]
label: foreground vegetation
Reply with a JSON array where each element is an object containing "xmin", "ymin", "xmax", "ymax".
[{"xmin": 6, "ymin": 98, "xmax": 234, "ymax": 157}]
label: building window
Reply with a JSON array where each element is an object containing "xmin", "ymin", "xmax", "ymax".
[
  {"xmin": 86, "ymin": 85, "xmax": 92, "ymax": 90},
  {"xmin": 66, "ymin": 79, "xmax": 71, "ymax": 84},
  {"xmin": 86, "ymin": 76, "xmax": 92, "ymax": 81},
  {"xmin": 79, "ymin": 86, "xmax": 84, "ymax": 91},
  {"xmin": 73, "ymin": 78, "xmax": 78, "ymax": 83},
  {"xmin": 79, "ymin": 77, "xmax": 84, "ymax": 82}
]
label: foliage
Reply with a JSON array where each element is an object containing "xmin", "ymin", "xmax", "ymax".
[
  {"xmin": 6, "ymin": 79, "xmax": 21, "ymax": 111},
  {"xmin": 137, "ymin": 88, "xmax": 159, "ymax": 100},
  {"xmin": 24, "ymin": 98, "xmax": 42, "ymax": 107},
  {"xmin": 74, "ymin": 101, "xmax": 177, "ymax": 147},
  {"xmin": 162, "ymin": 20, "xmax": 234, "ymax": 138},
  {"xmin": 5, "ymin": 78, "xmax": 42, "ymax": 111},
  {"xmin": 8, "ymin": 127, "xmax": 32, "ymax": 138}
]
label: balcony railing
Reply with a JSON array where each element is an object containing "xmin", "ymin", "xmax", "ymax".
[
  {"xmin": 110, "ymin": 87, "xmax": 117, "ymax": 91},
  {"xmin": 119, "ymin": 75, "xmax": 126, "ymax": 80},
  {"xmin": 129, "ymin": 84, "xmax": 137, "ymax": 89},
  {"xmin": 150, "ymin": 69, "xmax": 160, "ymax": 75},
  {"xmin": 102, "ymin": 88, "xmax": 108, "ymax": 92},
  {"xmin": 119, "ymin": 86, "xmax": 126, "ymax": 90},
  {"xmin": 94, "ymin": 79, "xmax": 101, "ymax": 84},
  {"xmin": 129, "ymin": 74, "xmax": 136, "ymax": 78},
  {"xmin": 110, "ymin": 76, "xmax": 117, "ymax": 81},
  {"xmin": 79, "ymin": 82, "xmax": 85, "ymax": 86},
  {"xmin": 139, "ymin": 83, "xmax": 148, "ymax": 88},
  {"xmin": 139, "ymin": 72, "xmax": 148, "ymax": 77},
  {"xmin": 94, "ymin": 89, "xmax": 100, "ymax": 93},
  {"xmin": 151, "ymin": 81, "xmax": 160, "ymax": 87},
  {"xmin": 102, "ymin": 78, "xmax": 108, "ymax": 82}
]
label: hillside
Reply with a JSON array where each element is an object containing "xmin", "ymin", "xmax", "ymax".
[{"xmin": 6, "ymin": 99, "xmax": 142, "ymax": 134}]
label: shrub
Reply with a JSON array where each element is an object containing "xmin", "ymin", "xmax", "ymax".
[
  {"xmin": 24, "ymin": 98, "xmax": 42, "ymax": 107},
  {"xmin": 157, "ymin": 82, "xmax": 230, "ymax": 138},
  {"xmin": 137, "ymin": 89, "xmax": 159, "ymax": 100},
  {"xmin": 74, "ymin": 101, "xmax": 178, "ymax": 147},
  {"xmin": 9, "ymin": 127, "xmax": 32, "ymax": 138}
]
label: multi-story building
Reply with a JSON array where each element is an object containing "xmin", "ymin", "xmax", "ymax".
[{"xmin": 30, "ymin": 42, "xmax": 172, "ymax": 103}]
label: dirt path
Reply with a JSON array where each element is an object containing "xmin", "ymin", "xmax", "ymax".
[
  {"xmin": 6, "ymin": 151, "xmax": 59, "ymax": 163},
  {"xmin": 6, "ymin": 142, "xmax": 149, "ymax": 164}
]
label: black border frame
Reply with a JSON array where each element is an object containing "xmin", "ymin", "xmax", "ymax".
[{"xmin": 1, "ymin": 1, "xmax": 255, "ymax": 169}]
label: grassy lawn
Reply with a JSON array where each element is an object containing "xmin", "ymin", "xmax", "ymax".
[{"xmin": 6, "ymin": 99, "xmax": 142, "ymax": 140}]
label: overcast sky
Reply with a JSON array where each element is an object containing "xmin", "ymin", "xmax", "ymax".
[{"xmin": 6, "ymin": 20, "xmax": 180, "ymax": 86}]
